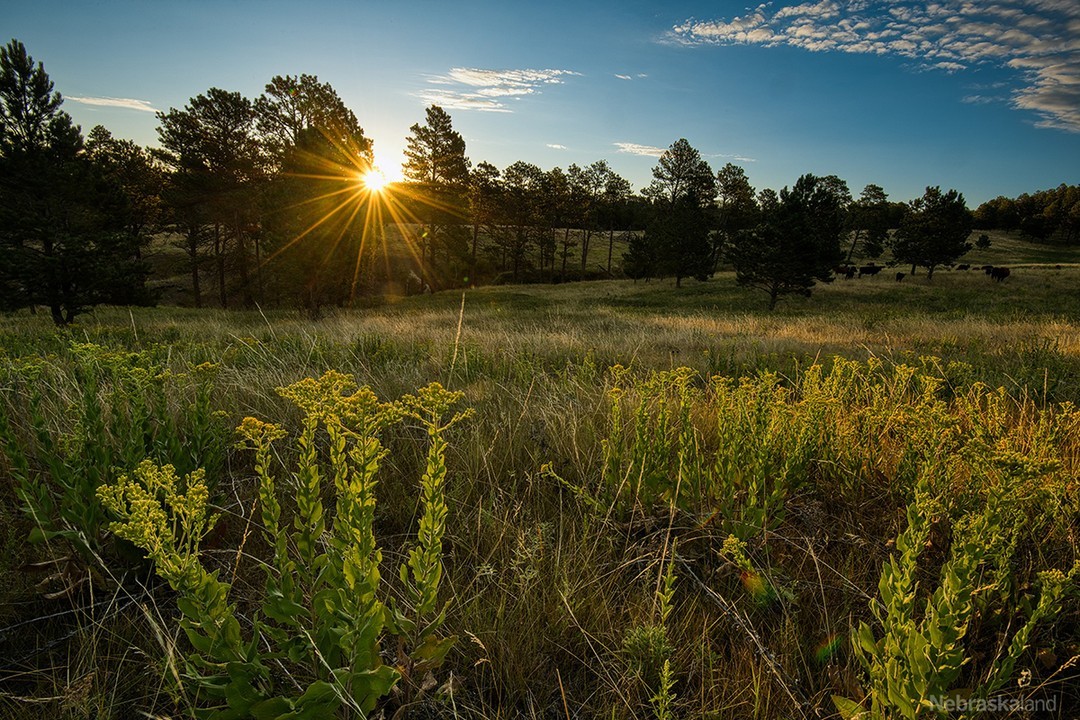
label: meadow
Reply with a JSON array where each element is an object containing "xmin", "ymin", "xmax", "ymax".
[{"xmin": 1, "ymin": 242, "xmax": 1078, "ymax": 719}]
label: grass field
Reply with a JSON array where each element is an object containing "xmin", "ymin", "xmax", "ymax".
[{"xmin": 1, "ymin": 239, "xmax": 1078, "ymax": 719}]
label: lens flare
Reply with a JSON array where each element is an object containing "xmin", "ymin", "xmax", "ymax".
[{"xmin": 360, "ymin": 168, "xmax": 388, "ymax": 192}]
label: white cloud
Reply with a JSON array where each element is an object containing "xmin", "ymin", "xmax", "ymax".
[
  {"xmin": 614, "ymin": 142, "xmax": 667, "ymax": 157},
  {"xmin": 414, "ymin": 90, "xmax": 511, "ymax": 113},
  {"xmin": 615, "ymin": 74, "xmax": 633, "ymax": 80},
  {"xmin": 667, "ymin": 0, "xmax": 1080, "ymax": 131},
  {"xmin": 547, "ymin": 143, "xmax": 567, "ymax": 149},
  {"xmin": 415, "ymin": 67, "xmax": 579, "ymax": 113},
  {"xmin": 66, "ymin": 96, "xmax": 157, "ymax": 113}
]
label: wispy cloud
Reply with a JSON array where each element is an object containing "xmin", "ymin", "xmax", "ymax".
[
  {"xmin": 416, "ymin": 67, "xmax": 579, "ymax": 112},
  {"xmin": 615, "ymin": 74, "xmax": 633, "ymax": 80},
  {"xmin": 710, "ymin": 152, "xmax": 758, "ymax": 163},
  {"xmin": 547, "ymin": 143, "xmax": 567, "ymax": 149},
  {"xmin": 614, "ymin": 142, "xmax": 667, "ymax": 157},
  {"xmin": 66, "ymin": 96, "xmax": 157, "ymax": 113},
  {"xmin": 667, "ymin": 1, "xmax": 1080, "ymax": 132}
]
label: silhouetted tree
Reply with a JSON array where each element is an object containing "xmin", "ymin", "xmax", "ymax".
[
  {"xmin": 467, "ymin": 161, "xmax": 502, "ymax": 275},
  {"xmin": 402, "ymin": 105, "xmax": 470, "ymax": 287},
  {"xmin": 601, "ymin": 171, "xmax": 632, "ymax": 275},
  {"xmin": 642, "ymin": 139, "xmax": 717, "ymax": 286},
  {"xmin": 0, "ymin": 39, "xmax": 150, "ymax": 324},
  {"xmin": 715, "ymin": 163, "xmax": 758, "ymax": 269},
  {"xmin": 157, "ymin": 88, "xmax": 264, "ymax": 306},
  {"xmin": 498, "ymin": 161, "xmax": 543, "ymax": 281},
  {"xmin": 727, "ymin": 174, "xmax": 845, "ymax": 309},
  {"xmin": 846, "ymin": 183, "xmax": 891, "ymax": 261},
  {"xmin": 255, "ymin": 74, "xmax": 369, "ymax": 167},
  {"xmin": 890, "ymin": 186, "xmax": 973, "ymax": 279}
]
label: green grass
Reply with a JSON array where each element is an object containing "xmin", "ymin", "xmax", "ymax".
[{"xmin": 1, "ymin": 254, "xmax": 1078, "ymax": 719}]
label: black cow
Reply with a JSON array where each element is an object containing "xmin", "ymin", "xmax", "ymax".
[
  {"xmin": 895, "ymin": 272, "xmax": 906, "ymax": 282},
  {"xmin": 956, "ymin": 264, "xmax": 970, "ymax": 270},
  {"xmin": 990, "ymin": 266, "xmax": 1011, "ymax": 282},
  {"xmin": 859, "ymin": 265, "xmax": 882, "ymax": 277}
]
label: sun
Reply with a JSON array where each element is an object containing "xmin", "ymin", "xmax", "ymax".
[{"xmin": 360, "ymin": 167, "xmax": 388, "ymax": 192}]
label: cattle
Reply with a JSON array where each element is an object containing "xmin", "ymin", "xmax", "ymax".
[
  {"xmin": 956, "ymin": 264, "xmax": 970, "ymax": 271},
  {"xmin": 990, "ymin": 266, "xmax": 1011, "ymax": 282},
  {"xmin": 859, "ymin": 264, "xmax": 883, "ymax": 278},
  {"xmin": 833, "ymin": 265, "xmax": 857, "ymax": 279},
  {"xmin": 895, "ymin": 272, "xmax": 906, "ymax": 282},
  {"xmin": 982, "ymin": 265, "xmax": 994, "ymax": 273}
]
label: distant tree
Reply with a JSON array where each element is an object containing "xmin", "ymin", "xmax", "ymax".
[
  {"xmin": 85, "ymin": 126, "xmax": 166, "ymax": 257},
  {"xmin": 539, "ymin": 166, "xmax": 574, "ymax": 280},
  {"xmin": 846, "ymin": 183, "xmax": 891, "ymax": 261},
  {"xmin": 498, "ymin": 161, "xmax": 544, "ymax": 281},
  {"xmin": 255, "ymin": 74, "xmax": 369, "ymax": 167},
  {"xmin": 262, "ymin": 126, "xmax": 375, "ymax": 315},
  {"xmin": 714, "ymin": 163, "xmax": 758, "ymax": 269},
  {"xmin": 976, "ymin": 233, "xmax": 991, "ymax": 249},
  {"xmin": 0, "ymin": 39, "xmax": 151, "ymax": 324},
  {"xmin": 157, "ymin": 88, "xmax": 264, "ymax": 306},
  {"xmin": 466, "ymin": 161, "xmax": 502, "ymax": 275},
  {"xmin": 402, "ymin": 105, "xmax": 471, "ymax": 287},
  {"xmin": 973, "ymin": 196, "xmax": 1018, "ymax": 233},
  {"xmin": 568, "ymin": 160, "xmax": 612, "ymax": 272},
  {"xmin": 601, "ymin": 170, "xmax": 632, "ymax": 275},
  {"xmin": 643, "ymin": 139, "xmax": 717, "ymax": 286},
  {"xmin": 644, "ymin": 138, "xmax": 717, "ymax": 207},
  {"xmin": 890, "ymin": 186, "xmax": 973, "ymax": 279},
  {"xmin": 727, "ymin": 173, "xmax": 845, "ymax": 309}
]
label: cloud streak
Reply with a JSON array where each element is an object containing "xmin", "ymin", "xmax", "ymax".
[
  {"xmin": 66, "ymin": 96, "xmax": 157, "ymax": 113},
  {"xmin": 614, "ymin": 142, "xmax": 668, "ymax": 157},
  {"xmin": 668, "ymin": 1, "xmax": 1080, "ymax": 132},
  {"xmin": 416, "ymin": 67, "xmax": 579, "ymax": 112}
]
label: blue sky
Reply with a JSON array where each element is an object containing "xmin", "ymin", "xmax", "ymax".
[{"xmin": 4, "ymin": 0, "xmax": 1078, "ymax": 205}]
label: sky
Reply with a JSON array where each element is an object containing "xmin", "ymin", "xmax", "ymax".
[{"xmin": 4, "ymin": 0, "xmax": 1079, "ymax": 205}]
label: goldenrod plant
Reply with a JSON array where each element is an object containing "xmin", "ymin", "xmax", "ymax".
[
  {"xmin": 834, "ymin": 466, "xmax": 1078, "ymax": 720},
  {"xmin": 389, "ymin": 383, "xmax": 472, "ymax": 701},
  {"xmin": 97, "ymin": 371, "xmax": 421, "ymax": 719},
  {"xmin": 2, "ymin": 344, "xmax": 226, "ymax": 580}
]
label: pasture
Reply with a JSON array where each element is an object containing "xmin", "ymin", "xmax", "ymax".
[{"xmin": 1, "ymin": 251, "xmax": 1078, "ymax": 718}]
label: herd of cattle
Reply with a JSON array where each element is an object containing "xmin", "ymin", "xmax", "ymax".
[{"xmin": 831, "ymin": 263, "xmax": 1014, "ymax": 282}]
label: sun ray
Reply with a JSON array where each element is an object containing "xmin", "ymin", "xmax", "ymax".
[{"xmin": 258, "ymin": 138, "xmax": 473, "ymax": 305}]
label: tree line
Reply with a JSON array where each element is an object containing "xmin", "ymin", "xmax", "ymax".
[
  {"xmin": 0, "ymin": 38, "xmax": 1036, "ymax": 323},
  {"xmin": 974, "ymin": 185, "xmax": 1080, "ymax": 244}
]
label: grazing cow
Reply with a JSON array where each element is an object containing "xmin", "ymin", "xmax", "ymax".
[
  {"xmin": 845, "ymin": 268, "xmax": 856, "ymax": 279},
  {"xmin": 982, "ymin": 265, "xmax": 994, "ymax": 273},
  {"xmin": 956, "ymin": 264, "xmax": 970, "ymax": 270},
  {"xmin": 895, "ymin": 272, "xmax": 906, "ymax": 282},
  {"xmin": 990, "ymin": 266, "xmax": 1011, "ymax": 282},
  {"xmin": 859, "ymin": 264, "xmax": 882, "ymax": 278}
]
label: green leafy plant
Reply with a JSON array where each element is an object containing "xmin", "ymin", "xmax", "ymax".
[
  {"xmin": 97, "ymin": 371, "xmax": 468, "ymax": 718},
  {"xmin": 389, "ymin": 382, "xmax": 472, "ymax": 706},
  {"xmin": 1, "ymin": 344, "xmax": 226, "ymax": 591},
  {"xmin": 835, "ymin": 468, "xmax": 1079, "ymax": 720}
]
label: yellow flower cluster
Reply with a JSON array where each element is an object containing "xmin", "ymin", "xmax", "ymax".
[
  {"xmin": 235, "ymin": 416, "xmax": 288, "ymax": 450},
  {"xmin": 400, "ymin": 382, "xmax": 472, "ymax": 431}
]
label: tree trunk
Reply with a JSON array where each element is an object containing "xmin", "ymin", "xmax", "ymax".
[
  {"xmin": 215, "ymin": 224, "xmax": 227, "ymax": 309},
  {"xmin": 845, "ymin": 229, "xmax": 862, "ymax": 263},
  {"xmin": 607, "ymin": 227, "xmax": 614, "ymax": 274},
  {"xmin": 189, "ymin": 229, "xmax": 202, "ymax": 309}
]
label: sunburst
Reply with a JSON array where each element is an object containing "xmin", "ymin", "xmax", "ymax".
[
  {"xmin": 263, "ymin": 133, "xmax": 451, "ymax": 304},
  {"xmin": 360, "ymin": 167, "xmax": 388, "ymax": 193}
]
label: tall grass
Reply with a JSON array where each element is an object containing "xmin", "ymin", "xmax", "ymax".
[{"xmin": 1, "ymin": 271, "xmax": 1078, "ymax": 718}]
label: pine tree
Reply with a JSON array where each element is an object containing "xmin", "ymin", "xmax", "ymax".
[
  {"xmin": 0, "ymin": 39, "xmax": 151, "ymax": 324},
  {"xmin": 727, "ymin": 174, "xmax": 845, "ymax": 309}
]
